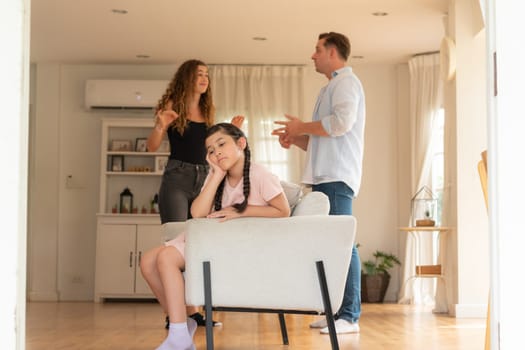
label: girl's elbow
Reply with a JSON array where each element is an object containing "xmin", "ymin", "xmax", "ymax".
[
  {"xmin": 190, "ymin": 207, "xmax": 208, "ymax": 218},
  {"xmin": 190, "ymin": 207, "xmax": 200, "ymax": 218}
]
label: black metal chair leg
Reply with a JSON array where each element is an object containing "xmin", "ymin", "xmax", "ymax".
[
  {"xmin": 316, "ymin": 260, "xmax": 340, "ymax": 350},
  {"xmin": 278, "ymin": 312, "xmax": 289, "ymax": 345},
  {"xmin": 203, "ymin": 261, "xmax": 214, "ymax": 350}
]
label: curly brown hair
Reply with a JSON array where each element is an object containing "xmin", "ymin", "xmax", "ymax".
[{"xmin": 156, "ymin": 59, "xmax": 215, "ymax": 134}]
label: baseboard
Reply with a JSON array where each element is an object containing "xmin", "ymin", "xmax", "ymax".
[
  {"xmin": 28, "ymin": 291, "xmax": 59, "ymax": 301},
  {"xmin": 57, "ymin": 291, "xmax": 94, "ymax": 301},
  {"xmin": 452, "ymin": 303, "xmax": 488, "ymax": 318}
]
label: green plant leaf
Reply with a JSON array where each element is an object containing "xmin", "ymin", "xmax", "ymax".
[{"xmin": 361, "ymin": 249, "xmax": 401, "ymax": 276}]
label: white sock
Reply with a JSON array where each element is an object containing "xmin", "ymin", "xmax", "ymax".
[
  {"xmin": 187, "ymin": 317, "xmax": 197, "ymax": 338},
  {"xmin": 156, "ymin": 321, "xmax": 193, "ymax": 350},
  {"xmin": 187, "ymin": 317, "xmax": 197, "ymax": 350}
]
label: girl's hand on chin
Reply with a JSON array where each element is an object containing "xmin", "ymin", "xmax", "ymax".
[{"xmin": 206, "ymin": 154, "xmax": 226, "ymax": 179}]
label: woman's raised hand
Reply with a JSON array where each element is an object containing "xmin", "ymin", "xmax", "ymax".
[
  {"xmin": 155, "ymin": 100, "xmax": 179, "ymax": 131},
  {"xmin": 231, "ymin": 115, "xmax": 245, "ymax": 128},
  {"xmin": 156, "ymin": 109, "xmax": 179, "ymax": 130}
]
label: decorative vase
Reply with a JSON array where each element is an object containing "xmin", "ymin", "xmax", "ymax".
[{"xmin": 361, "ymin": 273, "xmax": 390, "ymax": 303}]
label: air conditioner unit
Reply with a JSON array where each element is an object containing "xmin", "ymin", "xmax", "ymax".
[{"xmin": 85, "ymin": 79, "xmax": 169, "ymax": 110}]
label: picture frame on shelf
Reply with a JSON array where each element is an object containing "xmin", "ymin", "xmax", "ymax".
[
  {"xmin": 111, "ymin": 155, "xmax": 124, "ymax": 172},
  {"xmin": 135, "ymin": 138, "xmax": 148, "ymax": 152},
  {"xmin": 158, "ymin": 139, "xmax": 170, "ymax": 153},
  {"xmin": 155, "ymin": 156, "xmax": 168, "ymax": 173},
  {"xmin": 110, "ymin": 139, "xmax": 133, "ymax": 152}
]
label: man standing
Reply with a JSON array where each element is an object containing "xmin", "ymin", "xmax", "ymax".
[{"xmin": 272, "ymin": 32, "xmax": 365, "ymax": 334}]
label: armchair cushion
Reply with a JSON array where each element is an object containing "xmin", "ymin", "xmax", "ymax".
[
  {"xmin": 291, "ymin": 191, "xmax": 330, "ymax": 216},
  {"xmin": 280, "ymin": 181, "xmax": 330, "ymax": 216},
  {"xmin": 280, "ymin": 180, "xmax": 303, "ymax": 209}
]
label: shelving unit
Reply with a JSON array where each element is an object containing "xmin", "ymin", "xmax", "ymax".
[
  {"xmin": 99, "ymin": 117, "xmax": 169, "ymax": 214},
  {"xmin": 95, "ymin": 117, "xmax": 167, "ymax": 301}
]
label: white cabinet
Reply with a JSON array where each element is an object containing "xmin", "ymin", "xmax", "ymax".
[
  {"xmin": 94, "ymin": 215, "xmax": 164, "ymax": 301},
  {"xmin": 94, "ymin": 117, "xmax": 168, "ymax": 302}
]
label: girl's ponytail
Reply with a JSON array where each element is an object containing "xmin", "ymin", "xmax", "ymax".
[
  {"xmin": 213, "ymin": 179, "xmax": 226, "ymax": 211},
  {"xmin": 232, "ymin": 145, "xmax": 250, "ymax": 212}
]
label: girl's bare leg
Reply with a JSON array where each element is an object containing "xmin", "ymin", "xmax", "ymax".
[
  {"xmin": 140, "ymin": 246, "xmax": 168, "ymax": 313},
  {"xmin": 155, "ymin": 246, "xmax": 196, "ymax": 350},
  {"xmin": 156, "ymin": 247, "xmax": 186, "ymax": 322},
  {"xmin": 141, "ymin": 246, "xmax": 212, "ymax": 333}
]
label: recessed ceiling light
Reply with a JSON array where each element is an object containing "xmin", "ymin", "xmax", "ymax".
[
  {"xmin": 252, "ymin": 37, "xmax": 267, "ymax": 41},
  {"xmin": 372, "ymin": 11, "xmax": 388, "ymax": 16},
  {"xmin": 136, "ymin": 54, "xmax": 150, "ymax": 59},
  {"xmin": 111, "ymin": 9, "xmax": 128, "ymax": 15}
]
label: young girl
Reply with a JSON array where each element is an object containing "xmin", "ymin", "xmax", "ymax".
[
  {"xmin": 191, "ymin": 123, "xmax": 291, "ymax": 220},
  {"xmin": 144, "ymin": 123, "xmax": 290, "ymax": 350}
]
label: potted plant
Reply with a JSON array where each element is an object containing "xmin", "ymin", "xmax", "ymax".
[{"xmin": 361, "ymin": 250, "xmax": 401, "ymax": 303}]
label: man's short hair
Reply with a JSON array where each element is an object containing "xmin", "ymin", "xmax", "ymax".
[{"xmin": 318, "ymin": 32, "xmax": 351, "ymax": 61}]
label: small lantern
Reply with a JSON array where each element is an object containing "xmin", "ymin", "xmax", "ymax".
[
  {"xmin": 411, "ymin": 186, "xmax": 437, "ymax": 227},
  {"xmin": 120, "ymin": 187, "xmax": 133, "ymax": 214}
]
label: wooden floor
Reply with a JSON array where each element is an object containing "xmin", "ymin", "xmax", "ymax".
[{"xmin": 26, "ymin": 301, "xmax": 486, "ymax": 350}]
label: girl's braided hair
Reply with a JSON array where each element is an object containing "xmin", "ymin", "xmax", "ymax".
[
  {"xmin": 156, "ymin": 59, "xmax": 215, "ymax": 134},
  {"xmin": 207, "ymin": 123, "xmax": 251, "ymax": 213}
]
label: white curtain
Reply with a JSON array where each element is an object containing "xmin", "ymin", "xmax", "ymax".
[
  {"xmin": 398, "ymin": 54, "xmax": 446, "ymax": 311},
  {"xmin": 209, "ymin": 65, "xmax": 305, "ymax": 183}
]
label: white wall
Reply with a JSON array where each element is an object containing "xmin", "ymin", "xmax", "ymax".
[
  {"xmin": 353, "ymin": 64, "xmax": 405, "ymax": 301},
  {"xmin": 489, "ymin": 0, "xmax": 525, "ymax": 345},
  {"xmin": 28, "ymin": 63, "xmax": 60, "ymax": 300},
  {"xmin": 29, "ymin": 64, "xmax": 177, "ymax": 300},
  {"xmin": 442, "ymin": 0, "xmax": 489, "ymax": 317},
  {"xmin": 394, "ymin": 63, "xmax": 412, "ymax": 287}
]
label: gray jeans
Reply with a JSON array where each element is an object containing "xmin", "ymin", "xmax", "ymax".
[{"xmin": 158, "ymin": 159, "xmax": 209, "ymax": 224}]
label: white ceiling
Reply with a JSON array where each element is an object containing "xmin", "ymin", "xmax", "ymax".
[{"xmin": 30, "ymin": 0, "xmax": 447, "ymax": 66}]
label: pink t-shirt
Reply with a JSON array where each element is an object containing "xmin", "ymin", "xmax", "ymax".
[
  {"xmin": 216, "ymin": 162, "xmax": 283, "ymax": 210},
  {"xmin": 165, "ymin": 162, "xmax": 283, "ymax": 256}
]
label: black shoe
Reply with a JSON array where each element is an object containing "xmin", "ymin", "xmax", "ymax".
[
  {"xmin": 189, "ymin": 312, "xmax": 222, "ymax": 327},
  {"xmin": 165, "ymin": 313, "xmax": 222, "ymax": 329}
]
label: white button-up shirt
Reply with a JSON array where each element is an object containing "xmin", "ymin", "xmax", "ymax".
[{"xmin": 302, "ymin": 66, "xmax": 366, "ymax": 196}]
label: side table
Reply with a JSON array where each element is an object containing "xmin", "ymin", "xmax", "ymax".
[{"xmin": 399, "ymin": 226, "xmax": 453, "ymax": 311}]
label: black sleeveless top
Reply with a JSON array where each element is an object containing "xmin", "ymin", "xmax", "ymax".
[{"xmin": 167, "ymin": 121, "xmax": 207, "ymax": 165}]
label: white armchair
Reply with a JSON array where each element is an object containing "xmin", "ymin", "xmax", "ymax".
[{"xmin": 162, "ymin": 186, "xmax": 357, "ymax": 350}]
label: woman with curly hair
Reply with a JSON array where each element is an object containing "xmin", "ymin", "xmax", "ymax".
[
  {"xmin": 146, "ymin": 59, "xmax": 243, "ymax": 224},
  {"xmin": 141, "ymin": 60, "xmax": 243, "ymax": 335}
]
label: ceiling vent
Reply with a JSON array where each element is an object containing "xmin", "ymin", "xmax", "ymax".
[{"xmin": 85, "ymin": 79, "xmax": 169, "ymax": 110}]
